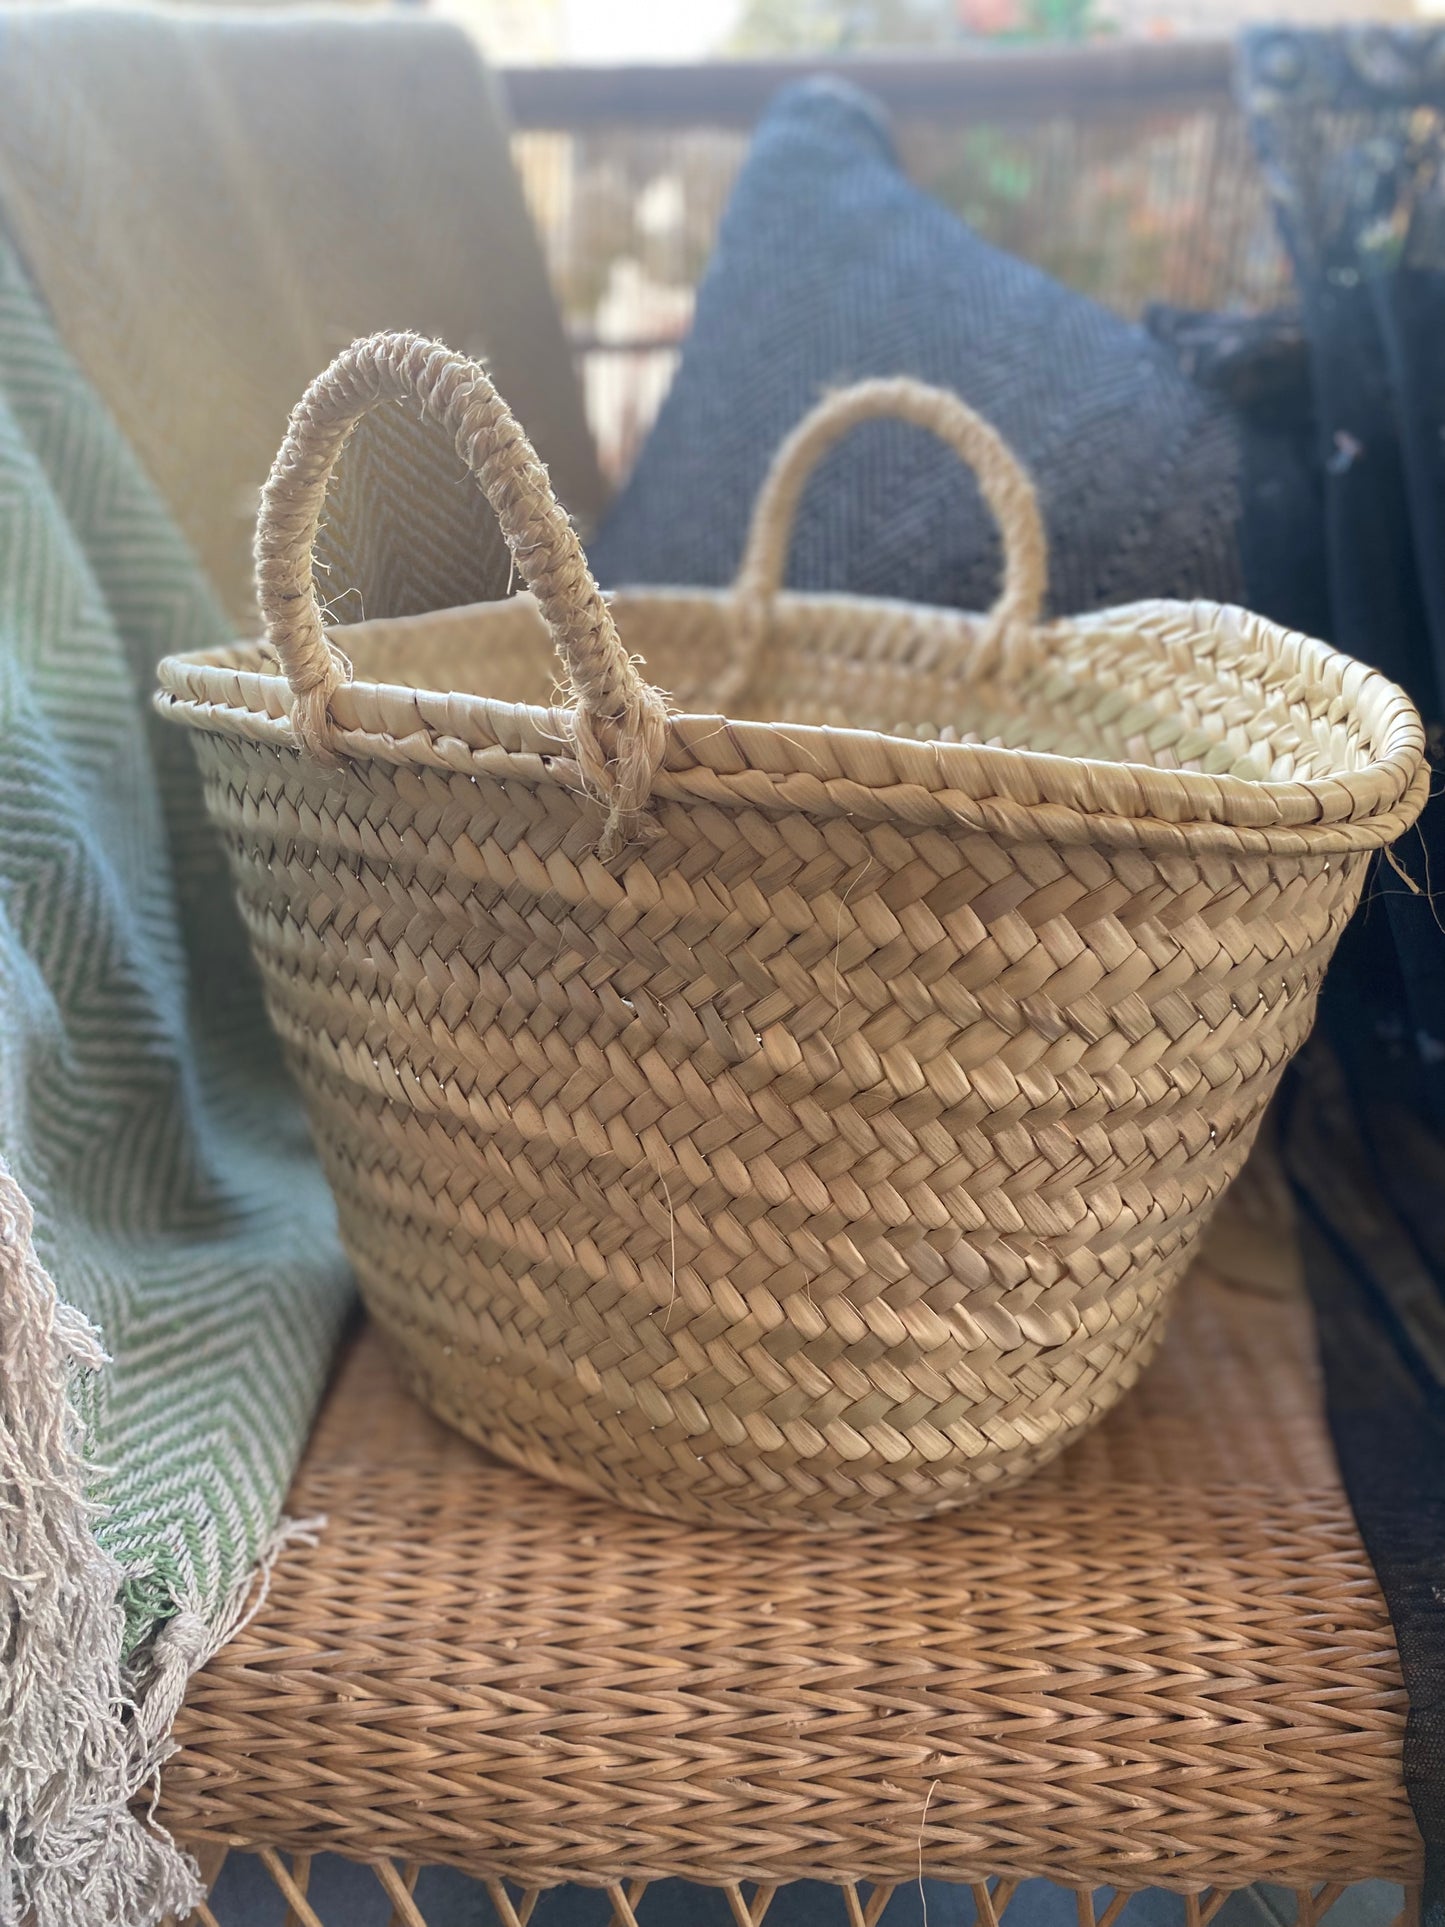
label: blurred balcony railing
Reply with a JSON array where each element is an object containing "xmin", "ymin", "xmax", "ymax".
[{"xmin": 500, "ymin": 45, "xmax": 1289, "ymax": 487}]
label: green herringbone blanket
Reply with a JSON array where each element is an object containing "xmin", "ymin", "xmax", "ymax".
[{"xmin": 0, "ymin": 231, "xmax": 353, "ymax": 1923}]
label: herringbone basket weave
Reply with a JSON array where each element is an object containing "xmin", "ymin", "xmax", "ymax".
[{"xmin": 156, "ymin": 331, "xmax": 1427, "ymax": 1528}]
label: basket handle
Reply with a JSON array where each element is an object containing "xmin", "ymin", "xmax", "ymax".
[
  {"xmin": 714, "ymin": 377, "xmax": 1048, "ymax": 709},
  {"xmin": 255, "ymin": 331, "xmax": 667, "ymax": 858}
]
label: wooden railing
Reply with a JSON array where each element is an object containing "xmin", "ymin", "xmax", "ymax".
[
  {"xmin": 499, "ymin": 42, "xmax": 1237, "ymax": 129},
  {"xmin": 499, "ymin": 45, "xmax": 1285, "ymax": 484}
]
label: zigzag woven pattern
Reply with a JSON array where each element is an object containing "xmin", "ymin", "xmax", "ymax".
[
  {"xmin": 316, "ymin": 398, "xmax": 516, "ymax": 628},
  {"xmin": 157, "ymin": 336, "xmax": 1427, "ymax": 1528},
  {"xmin": 164, "ymin": 1276, "xmax": 1419, "ymax": 1894},
  {"xmin": 0, "ymin": 232, "xmax": 353, "ymax": 1645}
]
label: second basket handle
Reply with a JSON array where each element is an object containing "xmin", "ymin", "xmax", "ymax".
[
  {"xmin": 715, "ymin": 377, "xmax": 1049, "ymax": 710},
  {"xmin": 255, "ymin": 331, "xmax": 667, "ymax": 857}
]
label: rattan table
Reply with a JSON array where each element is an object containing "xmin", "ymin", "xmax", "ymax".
[{"xmin": 163, "ymin": 1263, "xmax": 1422, "ymax": 1927}]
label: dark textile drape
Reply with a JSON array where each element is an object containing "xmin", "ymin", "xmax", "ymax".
[{"xmin": 1242, "ymin": 29, "xmax": 1445, "ymax": 1922}]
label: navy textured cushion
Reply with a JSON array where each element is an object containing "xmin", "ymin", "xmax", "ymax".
[{"xmin": 588, "ymin": 78, "xmax": 1247, "ymax": 619}]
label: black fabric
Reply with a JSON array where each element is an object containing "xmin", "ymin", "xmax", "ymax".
[
  {"xmin": 1242, "ymin": 27, "xmax": 1445, "ymax": 1920},
  {"xmin": 590, "ymin": 78, "xmax": 1249, "ymax": 619},
  {"xmin": 1282, "ymin": 1047, "xmax": 1445, "ymax": 1927},
  {"xmin": 1143, "ymin": 305, "xmax": 1332, "ymax": 642}
]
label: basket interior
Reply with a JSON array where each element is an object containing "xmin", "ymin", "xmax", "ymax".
[{"xmin": 328, "ymin": 586, "xmax": 1385, "ymax": 790}]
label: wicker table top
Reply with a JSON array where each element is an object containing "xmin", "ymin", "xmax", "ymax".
[{"xmin": 164, "ymin": 1265, "xmax": 1420, "ymax": 1899}]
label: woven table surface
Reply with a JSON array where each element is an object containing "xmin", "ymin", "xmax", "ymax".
[{"xmin": 163, "ymin": 1264, "xmax": 1420, "ymax": 1895}]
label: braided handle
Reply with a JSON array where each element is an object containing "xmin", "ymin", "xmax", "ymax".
[
  {"xmin": 714, "ymin": 378, "xmax": 1049, "ymax": 709},
  {"xmin": 255, "ymin": 331, "xmax": 666, "ymax": 857}
]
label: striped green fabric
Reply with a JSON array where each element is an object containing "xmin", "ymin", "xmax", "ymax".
[{"xmin": 0, "ymin": 230, "xmax": 353, "ymax": 1654}]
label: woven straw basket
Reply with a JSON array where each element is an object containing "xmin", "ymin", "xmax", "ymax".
[{"xmin": 157, "ymin": 332, "xmax": 1427, "ymax": 1528}]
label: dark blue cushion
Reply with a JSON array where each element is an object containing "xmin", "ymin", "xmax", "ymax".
[{"xmin": 588, "ymin": 77, "xmax": 1247, "ymax": 620}]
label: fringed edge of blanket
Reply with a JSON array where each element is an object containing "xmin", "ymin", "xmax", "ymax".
[{"xmin": 0, "ymin": 1158, "xmax": 319, "ymax": 1927}]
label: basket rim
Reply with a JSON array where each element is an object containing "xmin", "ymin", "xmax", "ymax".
[{"xmin": 155, "ymin": 589, "xmax": 1429, "ymax": 858}]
